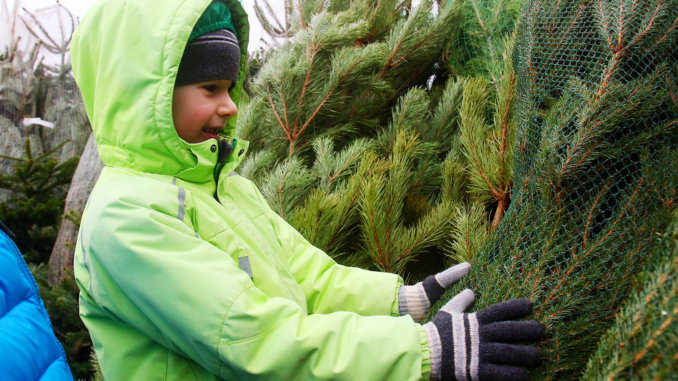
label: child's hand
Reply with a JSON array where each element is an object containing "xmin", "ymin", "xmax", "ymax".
[
  {"xmin": 398, "ymin": 262, "xmax": 471, "ymax": 322},
  {"xmin": 423, "ymin": 290, "xmax": 544, "ymax": 381}
]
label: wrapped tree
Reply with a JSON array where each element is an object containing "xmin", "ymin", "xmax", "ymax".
[
  {"xmin": 433, "ymin": 0, "xmax": 677, "ymax": 378},
  {"xmin": 237, "ymin": 0, "xmax": 525, "ymax": 277},
  {"xmin": 0, "ymin": 3, "xmax": 89, "ymax": 168},
  {"xmin": 582, "ymin": 210, "xmax": 677, "ymax": 380}
]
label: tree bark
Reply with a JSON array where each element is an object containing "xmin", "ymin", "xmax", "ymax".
[{"xmin": 48, "ymin": 133, "xmax": 103, "ymax": 285}]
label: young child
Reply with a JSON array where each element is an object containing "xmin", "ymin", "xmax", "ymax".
[{"xmin": 71, "ymin": 1, "xmax": 543, "ymax": 380}]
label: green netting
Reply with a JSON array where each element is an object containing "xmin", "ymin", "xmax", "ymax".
[
  {"xmin": 582, "ymin": 210, "xmax": 677, "ymax": 379},
  {"xmin": 439, "ymin": 0, "xmax": 677, "ymax": 378}
]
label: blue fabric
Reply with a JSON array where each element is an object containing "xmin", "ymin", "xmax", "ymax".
[{"xmin": 0, "ymin": 229, "xmax": 73, "ymax": 380}]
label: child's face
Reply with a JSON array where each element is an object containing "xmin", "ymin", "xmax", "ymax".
[{"xmin": 172, "ymin": 80, "xmax": 236, "ymax": 143}]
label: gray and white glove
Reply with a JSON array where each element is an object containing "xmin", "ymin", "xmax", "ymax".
[
  {"xmin": 423, "ymin": 290, "xmax": 543, "ymax": 381},
  {"xmin": 399, "ymin": 262, "xmax": 471, "ymax": 322}
]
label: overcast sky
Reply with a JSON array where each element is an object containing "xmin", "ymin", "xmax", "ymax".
[{"xmin": 3, "ymin": 0, "xmax": 279, "ymax": 54}]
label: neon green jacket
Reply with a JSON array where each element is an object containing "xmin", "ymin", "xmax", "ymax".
[{"xmin": 71, "ymin": 0, "xmax": 431, "ymax": 379}]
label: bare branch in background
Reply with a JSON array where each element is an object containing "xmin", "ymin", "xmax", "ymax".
[
  {"xmin": 20, "ymin": 3, "xmax": 75, "ymax": 75},
  {"xmin": 254, "ymin": 0, "xmax": 294, "ymax": 39}
]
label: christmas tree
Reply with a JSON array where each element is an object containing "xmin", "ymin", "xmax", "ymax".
[
  {"xmin": 582, "ymin": 210, "xmax": 677, "ymax": 379},
  {"xmin": 434, "ymin": 0, "xmax": 677, "ymax": 378},
  {"xmin": 1, "ymin": 4, "xmax": 96, "ymax": 378},
  {"xmin": 0, "ymin": 2, "xmax": 89, "ymax": 176},
  {"xmin": 0, "ymin": 138, "xmax": 78, "ymax": 263},
  {"xmin": 237, "ymin": 0, "xmax": 524, "ymax": 277}
]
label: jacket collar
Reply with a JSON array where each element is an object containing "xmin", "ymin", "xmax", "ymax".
[{"xmin": 175, "ymin": 137, "xmax": 249, "ymax": 189}]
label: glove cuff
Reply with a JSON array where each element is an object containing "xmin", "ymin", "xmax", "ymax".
[
  {"xmin": 423, "ymin": 322, "xmax": 442, "ymax": 381},
  {"xmin": 398, "ymin": 284, "xmax": 429, "ymax": 322}
]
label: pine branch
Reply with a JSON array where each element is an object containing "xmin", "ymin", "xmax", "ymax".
[
  {"xmin": 460, "ymin": 78, "xmax": 508, "ymax": 207},
  {"xmin": 296, "ymin": 0, "xmax": 305, "ymax": 30},
  {"xmin": 446, "ymin": 203, "xmax": 488, "ymax": 262},
  {"xmin": 583, "ymin": 211, "xmax": 678, "ymax": 380},
  {"xmin": 265, "ymin": 83, "xmax": 291, "ymax": 142},
  {"xmin": 428, "ymin": 77, "xmax": 465, "ymax": 142},
  {"xmin": 431, "ymin": 1, "xmax": 678, "ymax": 377}
]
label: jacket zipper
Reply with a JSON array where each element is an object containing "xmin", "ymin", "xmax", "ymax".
[{"xmin": 213, "ymin": 138, "xmax": 233, "ymax": 199}]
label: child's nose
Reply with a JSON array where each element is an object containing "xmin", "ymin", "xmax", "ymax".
[{"xmin": 216, "ymin": 93, "xmax": 237, "ymax": 117}]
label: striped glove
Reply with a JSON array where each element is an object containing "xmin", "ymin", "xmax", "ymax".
[
  {"xmin": 399, "ymin": 262, "xmax": 471, "ymax": 322},
  {"xmin": 423, "ymin": 290, "xmax": 543, "ymax": 381}
]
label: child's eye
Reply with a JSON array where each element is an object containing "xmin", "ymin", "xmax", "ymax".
[{"xmin": 202, "ymin": 85, "xmax": 218, "ymax": 93}]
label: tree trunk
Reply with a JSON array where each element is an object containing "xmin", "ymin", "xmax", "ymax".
[{"xmin": 48, "ymin": 133, "xmax": 103, "ymax": 285}]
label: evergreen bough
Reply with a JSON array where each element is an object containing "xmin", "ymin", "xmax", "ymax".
[
  {"xmin": 583, "ymin": 210, "xmax": 678, "ymax": 380},
  {"xmin": 238, "ymin": 0, "xmax": 525, "ymax": 278},
  {"xmin": 434, "ymin": 0, "xmax": 677, "ymax": 378},
  {"xmin": 0, "ymin": 139, "xmax": 78, "ymax": 263}
]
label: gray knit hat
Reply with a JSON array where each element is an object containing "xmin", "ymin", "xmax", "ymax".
[{"xmin": 175, "ymin": 1, "xmax": 241, "ymax": 86}]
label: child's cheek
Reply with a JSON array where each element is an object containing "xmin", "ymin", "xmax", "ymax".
[{"xmin": 192, "ymin": 103, "xmax": 213, "ymax": 121}]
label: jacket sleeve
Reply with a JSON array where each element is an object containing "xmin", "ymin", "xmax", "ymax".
[
  {"xmin": 79, "ymin": 195, "xmax": 430, "ymax": 380},
  {"xmin": 263, "ymin": 200, "xmax": 404, "ymax": 316},
  {"xmin": 0, "ymin": 231, "xmax": 73, "ymax": 380}
]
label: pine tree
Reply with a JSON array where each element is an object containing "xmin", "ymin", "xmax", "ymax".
[
  {"xmin": 237, "ymin": 0, "xmax": 525, "ymax": 278},
  {"xmin": 0, "ymin": 138, "xmax": 78, "ymax": 263},
  {"xmin": 1, "ymin": 3, "xmax": 89, "ymax": 190},
  {"xmin": 582, "ymin": 210, "xmax": 677, "ymax": 380},
  {"xmin": 30, "ymin": 263, "xmax": 95, "ymax": 380},
  {"xmin": 432, "ymin": 0, "xmax": 677, "ymax": 378}
]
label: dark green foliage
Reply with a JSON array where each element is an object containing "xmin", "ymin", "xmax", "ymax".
[
  {"xmin": 30, "ymin": 263, "xmax": 94, "ymax": 380},
  {"xmin": 433, "ymin": 0, "xmax": 677, "ymax": 378},
  {"xmin": 88, "ymin": 350, "xmax": 104, "ymax": 381},
  {"xmin": 0, "ymin": 137, "xmax": 90, "ymax": 378},
  {"xmin": 444, "ymin": 0, "xmax": 524, "ymax": 80},
  {"xmin": 0, "ymin": 138, "xmax": 78, "ymax": 263},
  {"xmin": 583, "ymin": 210, "xmax": 678, "ymax": 380}
]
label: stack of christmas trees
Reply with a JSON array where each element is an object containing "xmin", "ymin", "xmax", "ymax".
[
  {"xmin": 242, "ymin": 0, "xmax": 677, "ymax": 378},
  {"xmin": 239, "ymin": 0, "xmax": 523, "ymax": 278}
]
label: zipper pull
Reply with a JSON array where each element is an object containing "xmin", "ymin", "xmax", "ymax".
[
  {"xmin": 213, "ymin": 138, "xmax": 234, "ymax": 200},
  {"xmin": 217, "ymin": 138, "xmax": 233, "ymax": 163}
]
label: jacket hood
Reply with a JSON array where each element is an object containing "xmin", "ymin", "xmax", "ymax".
[{"xmin": 71, "ymin": 0, "xmax": 249, "ymax": 181}]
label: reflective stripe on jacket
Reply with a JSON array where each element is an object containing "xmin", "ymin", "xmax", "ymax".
[{"xmin": 71, "ymin": 0, "xmax": 431, "ymax": 379}]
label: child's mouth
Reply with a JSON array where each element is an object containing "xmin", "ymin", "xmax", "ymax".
[{"xmin": 202, "ymin": 127, "xmax": 221, "ymax": 139}]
